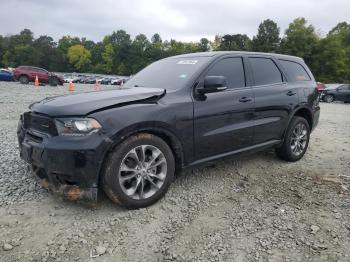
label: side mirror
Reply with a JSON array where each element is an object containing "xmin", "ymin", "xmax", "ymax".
[{"xmin": 197, "ymin": 76, "xmax": 227, "ymax": 94}]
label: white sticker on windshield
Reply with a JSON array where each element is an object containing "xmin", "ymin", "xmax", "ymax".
[{"xmin": 177, "ymin": 60, "xmax": 198, "ymax": 65}]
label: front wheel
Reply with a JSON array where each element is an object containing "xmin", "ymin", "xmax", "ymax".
[
  {"xmin": 49, "ymin": 77, "xmax": 58, "ymax": 86},
  {"xmin": 323, "ymin": 94, "xmax": 334, "ymax": 103},
  {"xmin": 275, "ymin": 116, "xmax": 310, "ymax": 162},
  {"xmin": 102, "ymin": 133, "xmax": 175, "ymax": 208}
]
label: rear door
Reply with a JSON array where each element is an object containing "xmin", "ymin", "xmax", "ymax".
[
  {"xmin": 248, "ymin": 56, "xmax": 299, "ymax": 145},
  {"xmin": 193, "ymin": 56, "xmax": 254, "ymax": 160},
  {"xmin": 26, "ymin": 67, "xmax": 37, "ymax": 81},
  {"xmin": 37, "ymin": 68, "xmax": 49, "ymax": 82}
]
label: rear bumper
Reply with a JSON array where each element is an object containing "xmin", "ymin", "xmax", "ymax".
[
  {"xmin": 17, "ymin": 118, "xmax": 112, "ymax": 204},
  {"xmin": 312, "ymin": 106, "xmax": 320, "ymax": 131}
]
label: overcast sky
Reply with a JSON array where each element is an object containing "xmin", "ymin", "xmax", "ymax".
[{"xmin": 1, "ymin": 0, "xmax": 349, "ymax": 42}]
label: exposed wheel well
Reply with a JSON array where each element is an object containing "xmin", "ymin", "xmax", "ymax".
[
  {"xmin": 144, "ymin": 130, "xmax": 183, "ymax": 172},
  {"xmin": 294, "ymin": 108, "xmax": 313, "ymax": 130},
  {"xmin": 19, "ymin": 74, "xmax": 29, "ymax": 79}
]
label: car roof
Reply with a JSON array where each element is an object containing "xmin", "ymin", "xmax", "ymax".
[{"xmin": 170, "ymin": 51, "xmax": 304, "ymax": 63}]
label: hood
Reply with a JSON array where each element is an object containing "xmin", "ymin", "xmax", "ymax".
[{"xmin": 30, "ymin": 87, "xmax": 165, "ymax": 116}]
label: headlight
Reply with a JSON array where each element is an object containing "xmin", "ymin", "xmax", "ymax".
[{"xmin": 55, "ymin": 118, "xmax": 102, "ymax": 136}]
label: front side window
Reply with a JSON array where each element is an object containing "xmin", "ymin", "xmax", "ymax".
[
  {"xmin": 249, "ymin": 57, "xmax": 283, "ymax": 86},
  {"xmin": 205, "ymin": 57, "xmax": 245, "ymax": 89},
  {"xmin": 279, "ymin": 59, "xmax": 311, "ymax": 81}
]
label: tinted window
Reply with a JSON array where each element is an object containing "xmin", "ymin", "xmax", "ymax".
[
  {"xmin": 249, "ymin": 57, "xmax": 283, "ymax": 86},
  {"xmin": 279, "ymin": 59, "xmax": 311, "ymax": 81},
  {"xmin": 338, "ymin": 85, "xmax": 350, "ymax": 90},
  {"xmin": 206, "ymin": 57, "xmax": 245, "ymax": 89}
]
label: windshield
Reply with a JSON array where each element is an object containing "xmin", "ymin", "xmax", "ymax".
[{"xmin": 124, "ymin": 56, "xmax": 211, "ymax": 90}]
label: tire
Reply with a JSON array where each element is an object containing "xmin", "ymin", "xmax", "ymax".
[
  {"xmin": 49, "ymin": 77, "xmax": 58, "ymax": 87},
  {"xmin": 275, "ymin": 116, "xmax": 310, "ymax": 162},
  {"xmin": 102, "ymin": 133, "xmax": 175, "ymax": 208},
  {"xmin": 323, "ymin": 94, "xmax": 334, "ymax": 103},
  {"xmin": 19, "ymin": 75, "xmax": 29, "ymax": 84}
]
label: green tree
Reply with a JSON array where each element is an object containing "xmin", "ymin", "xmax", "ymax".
[
  {"xmin": 129, "ymin": 34, "xmax": 151, "ymax": 73},
  {"xmin": 328, "ymin": 22, "xmax": 350, "ymax": 45},
  {"xmin": 102, "ymin": 43, "xmax": 114, "ymax": 73},
  {"xmin": 311, "ymin": 36, "xmax": 349, "ymax": 82},
  {"xmin": 280, "ymin": 18, "xmax": 318, "ymax": 65},
  {"xmin": 2, "ymin": 45, "xmax": 36, "ymax": 67},
  {"xmin": 151, "ymin": 33, "xmax": 162, "ymax": 44},
  {"xmin": 218, "ymin": 34, "xmax": 251, "ymax": 51},
  {"xmin": 117, "ymin": 62, "xmax": 125, "ymax": 75},
  {"xmin": 252, "ymin": 19, "xmax": 280, "ymax": 52},
  {"xmin": 148, "ymin": 33, "xmax": 164, "ymax": 61},
  {"xmin": 198, "ymin": 38, "xmax": 210, "ymax": 52},
  {"xmin": 67, "ymin": 44, "xmax": 91, "ymax": 71}
]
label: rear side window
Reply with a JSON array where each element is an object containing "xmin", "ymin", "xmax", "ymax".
[
  {"xmin": 338, "ymin": 85, "xmax": 350, "ymax": 90},
  {"xmin": 279, "ymin": 59, "xmax": 311, "ymax": 81},
  {"xmin": 206, "ymin": 57, "xmax": 245, "ymax": 89},
  {"xmin": 249, "ymin": 58, "xmax": 283, "ymax": 86}
]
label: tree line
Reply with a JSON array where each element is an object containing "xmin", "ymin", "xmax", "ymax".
[{"xmin": 0, "ymin": 18, "xmax": 349, "ymax": 83}]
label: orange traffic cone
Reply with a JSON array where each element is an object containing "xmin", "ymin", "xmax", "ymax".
[
  {"xmin": 94, "ymin": 79, "xmax": 100, "ymax": 91},
  {"xmin": 34, "ymin": 75, "xmax": 39, "ymax": 89},
  {"xmin": 68, "ymin": 80, "xmax": 74, "ymax": 93}
]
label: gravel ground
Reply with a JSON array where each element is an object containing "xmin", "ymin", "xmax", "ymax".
[{"xmin": 0, "ymin": 82, "xmax": 349, "ymax": 262}]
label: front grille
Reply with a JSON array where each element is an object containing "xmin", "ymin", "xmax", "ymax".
[{"xmin": 23, "ymin": 112, "xmax": 58, "ymax": 136}]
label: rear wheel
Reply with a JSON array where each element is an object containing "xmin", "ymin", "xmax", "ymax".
[
  {"xmin": 102, "ymin": 133, "xmax": 175, "ymax": 208},
  {"xmin": 323, "ymin": 94, "xmax": 334, "ymax": 103},
  {"xmin": 19, "ymin": 75, "xmax": 29, "ymax": 84},
  {"xmin": 275, "ymin": 116, "xmax": 310, "ymax": 162}
]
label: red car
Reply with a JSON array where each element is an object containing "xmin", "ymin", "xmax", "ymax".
[
  {"xmin": 316, "ymin": 82, "xmax": 326, "ymax": 92},
  {"xmin": 13, "ymin": 66, "xmax": 64, "ymax": 86}
]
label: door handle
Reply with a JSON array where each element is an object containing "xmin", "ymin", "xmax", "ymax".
[
  {"xmin": 239, "ymin": 97, "xmax": 252, "ymax": 103},
  {"xmin": 286, "ymin": 90, "xmax": 297, "ymax": 96}
]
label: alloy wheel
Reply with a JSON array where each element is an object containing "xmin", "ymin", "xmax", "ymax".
[
  {"xmin": 290, "ymin": 123, "xmax": 308, "ymax": 156},
  {"xmin": 118, "ymin": 145, "xmax": 167, "ymax": 200},
  {"xmin": 325, "ymin": 95, "xmax": 334, "ymax": 103}
]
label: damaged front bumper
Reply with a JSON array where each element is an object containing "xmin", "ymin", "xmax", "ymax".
[
  {"xmin": 17, "ymin": 116, "xmax": 111, "ymax": 205},
  {"xmin": 32, "ymin": 165, "xmax": 98, "ymax": 204}
]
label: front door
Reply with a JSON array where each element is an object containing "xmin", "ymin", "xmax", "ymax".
[
  {"xmin": 193, "ymin": 56, "xmax": 254, "ymax": 160},
  {"xmin": 336, "ymin": 85, "xmax": 350, "ymax": 101}
]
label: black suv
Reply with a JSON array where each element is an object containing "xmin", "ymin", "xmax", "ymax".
[{"xmin": 17, "ymin": 52, "xmax": 320, "ymax": 208}]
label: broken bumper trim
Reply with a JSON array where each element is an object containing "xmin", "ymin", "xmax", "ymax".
[{"xmin": 33, "ymin": 167, "xmax": 98, "ymax": 204}]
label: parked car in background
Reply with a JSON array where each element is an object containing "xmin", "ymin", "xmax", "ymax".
[
  {"xmin": 71, "ymin": 75, "xmax": 86, "ymax": 83},
  {"xmin": 13, "ymin": 66, "xmax": 64, "ymax": 86},
  {"xmin": 316, "ymin": 82, "xmax": 326, "ymax": 92},
  {"xmin": 111, "ymin": 77, "xmax": 128, "ymax": 85},
  {"xmin": 77, "ymin": 75, "xmax": 90, "ymax": 83},
  {"xmin": 99, "ymin": 77, "xmax": 115, "ymax": 85},
  {"xmin": 322, "ymin": 84, "xmax": 350, "ymax": 103},
  {"xmin": 63, "ymin": 74, "xmax": 73, "ymax": 83},
  {"xmin": 17, "ymin": 51, "xmax": 320, "ymax": 208},
  {"xmin": 0, "ymin": 69, "xmax": 14, "ymax": 81},
  {"xmin": 84, "ymin": 76, "xmax": 99, "ymax": 84}
]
